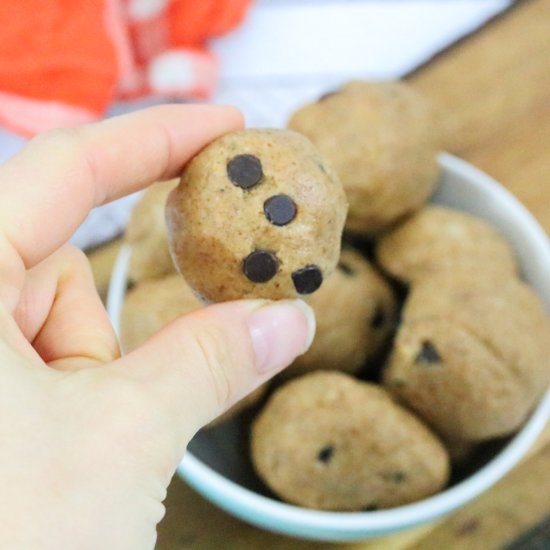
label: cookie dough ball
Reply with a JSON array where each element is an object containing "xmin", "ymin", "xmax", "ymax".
[
  {"xmin": 377, "ymin": 206, "xmax": 518, "ymax": 285},
  {"xmin": 288, "ymin": 80, "xmax": 439, "ymax": 234},
  {"xmin": 166, "ymin": 129, "xmax": 348, "ymax": 302},
  {"xmin": 251, "ymin": 371, "xmax": 449, "ymax": 510},
  {"xmin": 125, "ymin": 179, "xmax": 178, "ymax": 283},
  {"xmin": 120, "ymin": 274, "xmax": 265, "ymax": 426},
  {"xmin": 120, "ymin": 274, "xmax": 203, "ymax": 353},
  {"xmin": 283, "ymin": 247, "xmax": 396, "ymax": 378},
  {"xmin": 384, "ymin": 275, "xmax": 550, "ymax": 442}
]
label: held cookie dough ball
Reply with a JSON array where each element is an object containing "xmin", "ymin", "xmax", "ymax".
[
  {"xmin": 120, "ymin": 274, "xmax": 265, "ymax": 426},
  {"xmin": 125, "ymin": 179, "xmax": 178, "ymax": 284},
  {"xmin": 251, "ymin": 371, "xmax": 449, "ymax": 511},
  {"xmin": 377, "ymin": 206, "xmax": 518, "ymax": 285},
  {"xmin": 288, "ymin": 80, "xmax": 439, "ymax": 234},
  {"xmin": 283, "ymin": 247, "xmax": 397, "ymax": 378},
  {"xmin": 384, "ymin": 275, "xmax": 550, "ymax": 442},
  {"xmin": 166, "ymin": 129, "xmax": 348, "ymax": 302}
]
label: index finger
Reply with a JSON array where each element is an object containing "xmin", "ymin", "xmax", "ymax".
[{"xmin": 0, "ymin": 104, "xmax": 243, "ymax": 273}]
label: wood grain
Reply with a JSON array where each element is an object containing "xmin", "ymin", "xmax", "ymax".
[
  {"xmin": 409, "ymin": 0, "xmax": 550, "ymax": 232},
  {"xmin": 409, "ymin": 443, "xmax": 550, "ymax": 550}
]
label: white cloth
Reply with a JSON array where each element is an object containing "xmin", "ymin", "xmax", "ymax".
[{"xmin": 0, "ymin": 0, "xmax": 511, "ymax": 250}]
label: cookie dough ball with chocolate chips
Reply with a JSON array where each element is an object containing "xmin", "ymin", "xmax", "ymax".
[
  {"xmin": 125, "ymin": 179, "xmax": 178, "ymax": 284},
  {"xmin": 283, "ymin": 247, "xmax": 397, "ymax": 379},
  {"xmin": 288, "ymin": 80, "xmax": 439, "ymax": 234},
  {"xmin": 377, "ymin": 206, "xmax": 518, "ymax": 285},
  {"xmin": 120, "ymin": 274, "xmax": 266, "ymax": 426},
  {"xmin": 251, "ymin": 371, "xmax": 449, "ymax": 511},
  {"xmin": 166, "ymin": 129, "xmax": 348, "ymax": 302},
  {"xmin": 384, "ymin": 274, "xmax": 550, "ymax": 442}
]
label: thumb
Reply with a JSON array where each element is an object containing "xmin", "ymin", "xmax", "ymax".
[{"xmin": 105, "ymin": 298, "xmax": 315, "ymax": 454}]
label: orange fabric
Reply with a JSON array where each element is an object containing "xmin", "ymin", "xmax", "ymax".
[
  {"xmin": 168, "ymin": 0, "xmax": 252, "ymax": 46},
  {"xmin": 0, "ymin": 1, "xmax": 118, "ymax": 113},
  {"xmin": 0, "ymin": 0, "xmax": 253, "ymax": 136}
]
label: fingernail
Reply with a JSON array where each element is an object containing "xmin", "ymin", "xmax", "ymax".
[{"xmin": 247, "ymin": 300, "xmax": 316, "ymax": 374}]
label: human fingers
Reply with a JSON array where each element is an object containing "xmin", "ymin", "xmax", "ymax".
[
  {"xmin": 101, "ymin": 299, "xmax": 315, "ymax": 470},
  {"xmin": 0, "ymin": 104, "xmax": 243, "ymax": 311},
  {"xmin": 13, "ymin": 245, "xmax": 119, "ymax": 370}
]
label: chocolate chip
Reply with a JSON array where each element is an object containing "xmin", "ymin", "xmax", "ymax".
[
  {"xmin": 242, "ymin": 250, "xmax": 279, "ymax": 283},
  {"xmin": 292, "ymin": 265, "xmax": 323, "ymax": 294},
  {"xmin": 364, "ymin": 503, "xmax": 379, "ymax": 512},
  {"xmin": 415, "ymin": 340, "xmax": 441, "ymax": 365},
  {"xmin": 317, "ymin": 445, "xmax": 334, "ymax": 464},
  {"xmin": 388, "ymin": 471, "xmax": 407, "ymax": 483},
  {"xmin": 227, "ymin": 154, "xmax": 263, "ymax": 189},
  {"xmin": 370, "ymin": 305, "xmax": 385, "ymax": 329},
  {"xmin": 263, "ymin": 194, "xmax": 297, "ymax": 226},
  {"xmin": 456, "ymin": 518, "xmax": 481, "ymax": 536},
  {"xmin": 337, "ymin": 261, "xmax": 355, "ymax": 276},
  {"xmin": 126, "ymin": 279, "xmax": 136, "ymax": 292}
]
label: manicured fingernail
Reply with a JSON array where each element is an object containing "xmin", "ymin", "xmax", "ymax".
[{"xmin": 247, "ymin": 300, "xmax": 316, "ymax": 373}]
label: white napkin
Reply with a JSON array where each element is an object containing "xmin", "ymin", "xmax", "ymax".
[
  {"xmin": 0, "ymin": 0, "xmax": 511, "ymax": 250},
  {"xmin": 211, "ymin": 0, "xmax": 511, "ymax": 129}
]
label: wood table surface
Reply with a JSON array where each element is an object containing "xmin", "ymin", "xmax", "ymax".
[{"xmin": 88, "ymin": 1, "xmax": 550, "ymax": 547}]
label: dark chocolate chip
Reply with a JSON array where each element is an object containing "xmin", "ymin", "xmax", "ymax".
[
  {"xmin": 370, "ymin": 305, "xmax": 385, "ymax": 329},
  {"xmin": 364, "ymin": 503, "xmax": 379, "ymax": 512},
  {"xmin": 263, "ymin": 194, "xmax": 297, "ymax": 226},
  {"xmin": 415, "ymin": 340, "xmax": 441, "ymax": 365},
  {"xmin": 292, "ymin": 265, "xmax": 323, "ymax": 295},
  {"xmin": 317, "ymin": 445, "xmax": 334, "ymax": 464},
  {"xmin": 227, "ymin": 154, "xmax": 263, "ymax": 189},
  {"xmin": 337, "ymin": 261, "xmax": 355, "ymax": 276},
  {"xmin": 242, "ymin": 250, "xmax": 279, "ymax": 283},
  {"xmin": 456, "ymin": 518, "xmax": 481, "ymax": 536},
  {"xmin": 389, "ymin": 471, "xmax": 407, "ymax": 483},
  {"xmin": 126, "ymin": 279, "xmax": 136, "ymax": 292}
]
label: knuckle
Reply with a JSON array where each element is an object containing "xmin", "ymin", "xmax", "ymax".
[
  {"xmin": 190, "ymin": 325, "xmax": 233, "ymax": 411},
  {"xmin": 52, "ymin": 244, "xmax": 96, "ymax": 286},
  {"xmin": 29, "ymin": 127, "xmax": 100, "ymax": 200}
]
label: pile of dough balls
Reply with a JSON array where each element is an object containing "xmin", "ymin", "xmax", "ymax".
[{"xmin": 119, "ymin": 79, "xmax": 550, "ymax": 512}]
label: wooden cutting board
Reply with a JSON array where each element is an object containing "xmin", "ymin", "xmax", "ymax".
[{"xmin": 87, "ymin": 1, "xmax": 550, "ymax": 547}]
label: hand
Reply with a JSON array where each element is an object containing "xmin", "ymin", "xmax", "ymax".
[{"xmin": 0, "ymin": 106, "xmax": 315, "ymax": 550}]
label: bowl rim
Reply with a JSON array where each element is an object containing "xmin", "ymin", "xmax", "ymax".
[{"xmin": 107, "ymin": 152, "xmax": 550, "ymax": 541}]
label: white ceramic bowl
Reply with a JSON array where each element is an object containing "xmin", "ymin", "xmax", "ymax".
[{"xmin": 107, "ymin": 153, "xmax": 550, "ymax": 541}]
